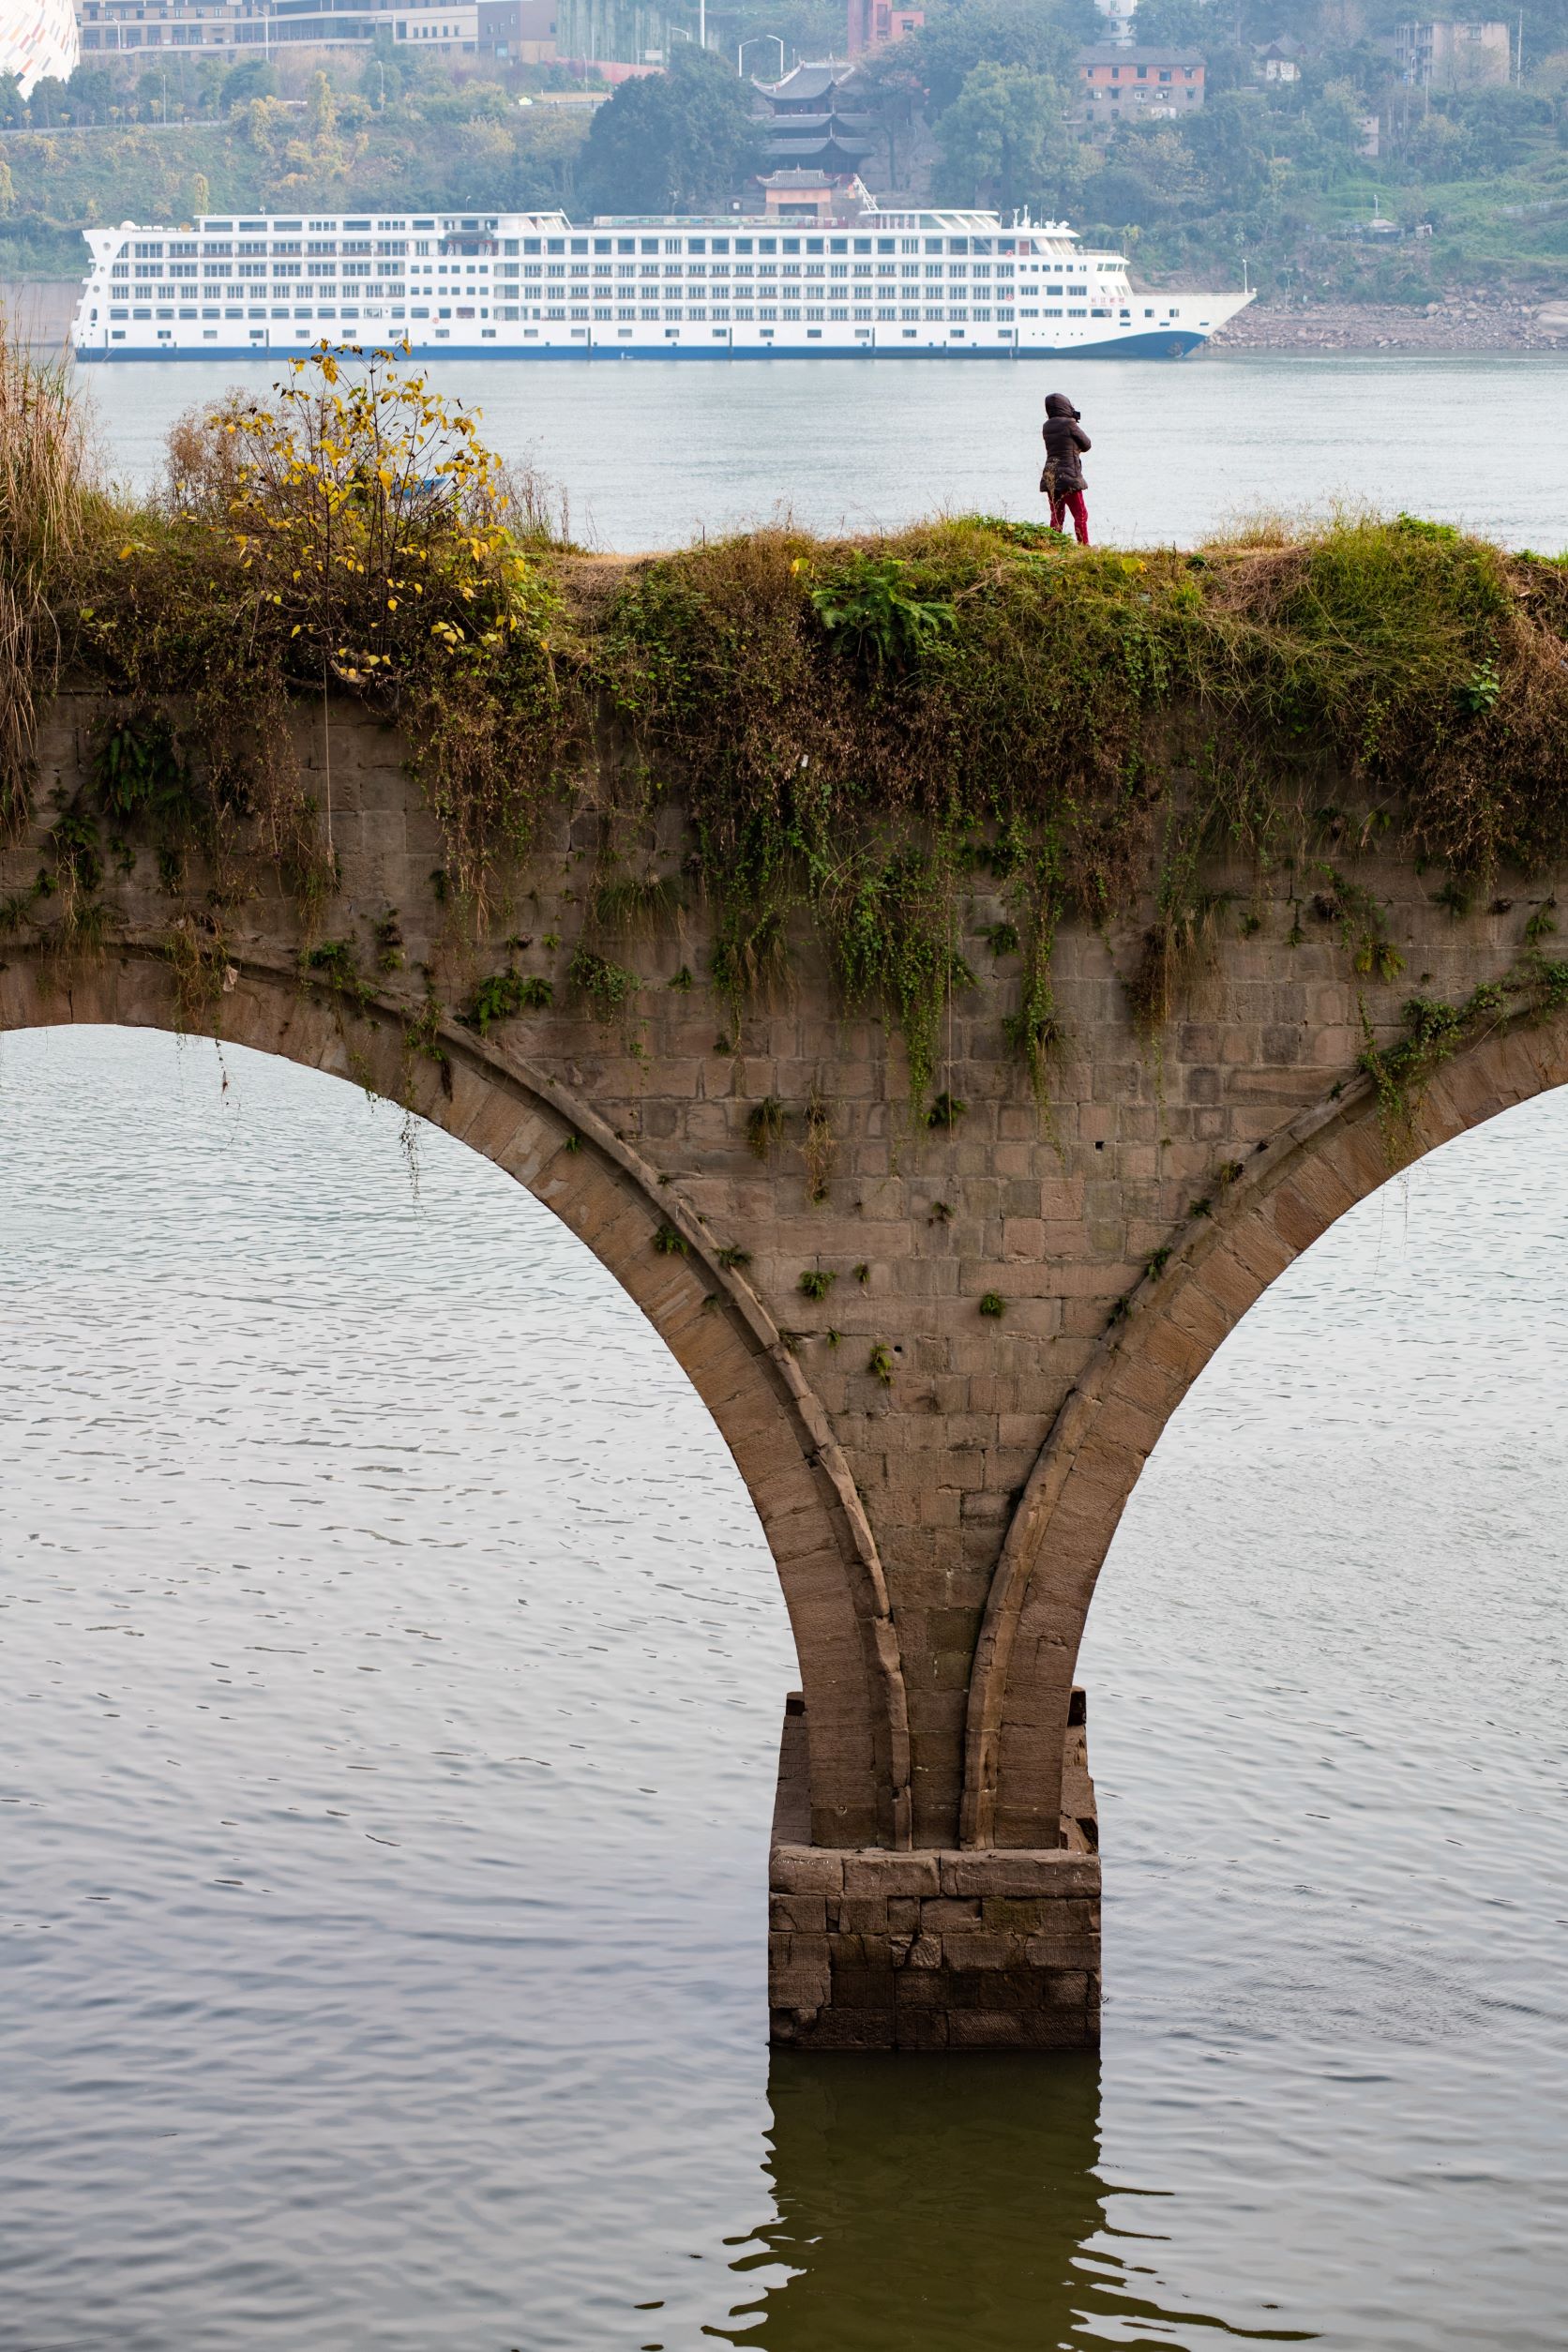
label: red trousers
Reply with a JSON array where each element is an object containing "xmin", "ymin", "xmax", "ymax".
[{"xmin": 1049, "ymin": 487, "xmax": 1090, "ymax": 545}]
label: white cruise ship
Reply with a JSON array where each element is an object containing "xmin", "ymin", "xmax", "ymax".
[{"xmin": 71, "ymin": 204, "xmax": 1251, "ymax": 363}]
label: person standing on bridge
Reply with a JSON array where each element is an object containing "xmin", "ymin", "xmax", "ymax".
[{"xmin": 1041, "ymin": 391, "xmax": 1091, "ymax": 546}]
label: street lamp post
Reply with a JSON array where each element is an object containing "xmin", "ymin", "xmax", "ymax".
[{"xmin": 737, "ymin": 33, "xmax": 785, "ymax": 77}]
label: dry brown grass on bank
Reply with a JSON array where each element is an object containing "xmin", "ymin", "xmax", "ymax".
[{"xmin": 0, "ymin": 314, "xmax": 93, "ymax": 828}]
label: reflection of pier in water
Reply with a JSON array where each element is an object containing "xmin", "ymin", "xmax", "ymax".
[{"xmin": 721, "ymin": 2054, "xmax": 1312, "ymax": 2349}]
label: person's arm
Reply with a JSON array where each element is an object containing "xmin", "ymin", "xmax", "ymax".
[{"xmin": 1072, "ymin": 423, "xmax": 1092, "ymax": 453}]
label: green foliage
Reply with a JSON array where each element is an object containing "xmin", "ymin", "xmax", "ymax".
[
  {"xmin": 936, "ymin": 61, "xmax": 1075, "ymax": 213},
  {"xmin": 93, "ymin": 711, "xmax": 197, "ymax": 831},
  {"xmin": 566, "ymin": 944, "xmax": 638, "ymax": 1024},
  {"xmin": 905, "ymin": 0, "xmax": 1085, "ymax": 116},
  {"xmin": 744, "ymin": 1096, "xmax": 785, "ymax": 1159},
  {"xmin": 810, "ymin": 553, "xmax": 957, "ymax": 669},
  {"xmin": 927, "ymin": 1091, "xmax": 967, "ymax": 1127},
  {"xmin": 798, "ymin": 1267, "xmax": 837, "ymax": 1300},
  {"xmin": 867, "ymin": 1341, "xmax": 895, "ymax": 1385},
  {"xmin": 594, "ymin": 870, "xmax": 683, "ymax": 935},
  {"xmin": 462, "ymin": 967, "xmax": 553, "ymax": 1033},
  {"xmin": 979, "ymin": 920, "xmax": 1020, "ymax": 957},
  {"xmin": 978, "ymin": 1289, "xmax": 1006, "ymax": 1317},
  {"xmin": 716, "ymin": 1244, "xmax": 752, "ymax": 1271},
  {"xmin": 1455, "ymin": 659, "xmax": 1502, "ymax": 716},
  {"xmin": 652, "ymin": 1220, "xmax": 687, "ymax": 1256},
  {"xmin": 12, "ymin": 338, "xmax": 1568, "ymax": 1131},
  {"xmin": 586, "ymin": 512, "xmax": 1568, "ymax": 1101},
  {"xmin": 1358, "ymin": 978, "xmax": 1510, "ymax": 1141},
  {"xmin": 578, "ymin": 47, "xmax": 762, "ymax": 213},
  {"xmin": 0, "ymin": 54, "xmax": 590, "ymax": 222}
]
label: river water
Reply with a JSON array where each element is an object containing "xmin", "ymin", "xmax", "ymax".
[
  {"xmin": 4, "ymin": 357, "xmax": 1568, "ymax": 2348},
  {"xmin": 71, "ymin": 347, "xmax": 1568, "ymax": 552}
]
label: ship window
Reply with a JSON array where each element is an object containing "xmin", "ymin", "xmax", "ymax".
[
  {"xmin": 547, "ymin": 238, "xmax": 565, "ymax": 253},
  {"xmin": 275, "ymin": 220, "xmax": 302, "ymax": 232},
  {"xmin": 239, "ymin": 220, "xmax": 265, "ymax": 232},
  {"xmin": 734, "ymin": 238, "xmax": 752, "ymax": 254},
  {"xmin": 595, "ymin": 238, "xmax": 611, "ymax": 253},
  {"xmin": 806, "ymin": 238, "xmax": 823, "ymax": 254},
  {"xmin": 617, "ymin": 238, "xmax": 635, "ymax": 253},
  {"xmin": 206, "ymin": 219, "xmax": 234, "ymax": 232},
  {"xmin": 759, "ymin": 239, "xmax": 776, "ymax": 253},
  {"xmin": 570, "ymin": 238, "xmax": 587, "ymax": 253},
  {"xmin": 688, "ymin": 238, "xmax": 705, "ymax": 254},
  {"xmin": 853, "ymin": 237, "xmax": 870, "ymax": 253},
  {"xmin": 524, "ymin": 239, "xmax": 540, "ymax": 254},
  {"xmin": 829, "ymin": 237, "xmax": 847, "ymax": 253},
  {"xmin": 641, "ymin": 238, "xmax": 659, "ymax": 253},
  {"xmin": 712, "ymin": 237, "xmax": 729, "ymax": 254},
  {"xmin": 782, "ymin": 238, "xmax": 799, "ymax": 254},
  {"xmin": 413, "ymin": 220, "xmax": 434, "ymax": 231}
]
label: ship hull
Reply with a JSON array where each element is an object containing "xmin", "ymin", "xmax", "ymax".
[{"xmin": 75, "ymin": 328, "xmax": 1214, "ymax": 363}]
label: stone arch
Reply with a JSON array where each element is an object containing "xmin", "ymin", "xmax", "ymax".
[
  {"xmin": 0, "ymin": 942, "xmax": 912, "ymax": 1851},
  {"xmin": 961, "ymin": 1008, "xmax": 1568, "ymax": 1851}
]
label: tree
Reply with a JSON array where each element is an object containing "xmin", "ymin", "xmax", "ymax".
[
  {"xmin": 219, "ymin": 58, "xmax": 279, "ymax": 114},
  {"xmin": 937, "ymin": 61, "xmax": 1075, "ymax": 211},
  {"xmin": 28, "ymin": 76, "xmax": 69, "ymax": 129},
  {"xmin": 1131, "ymin": 0, "xmax": 1212, "ymax": 48},
  {"xmin": 1178, "ymin": 87, "xmax": 1274, "ymax": 207},
  {"xmin": 63, "ymin": 65, "xmax": 114, "ymax": 124},
  {"xmin": 908, "ymin": 0, "xmax": 1088, "ymax": 116},
  {"xmin": 845, "ymin": 48, "xmax": 926, "ymax": 189},
  {"xmin": 0, "ymin": 74, "xmax": 24, "ymax": 130},
  {"xmin": 578, "ymin": 50, "xmax": 764, "ymax": 214}
]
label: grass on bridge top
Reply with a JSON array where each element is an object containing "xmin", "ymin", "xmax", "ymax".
[{"xmin": 3, "ymin": 325, "xmax": 1567, "ymax": 1103}]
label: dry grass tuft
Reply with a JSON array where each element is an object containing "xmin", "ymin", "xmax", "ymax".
[{"xmin": 0, "ymin": 311, "xmax": 93, "ymax": 832}]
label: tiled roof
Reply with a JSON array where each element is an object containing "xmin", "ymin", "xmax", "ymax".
[{"xmin": 1076, "ymin": 44, "xmax": 1205, "ymax": 64}]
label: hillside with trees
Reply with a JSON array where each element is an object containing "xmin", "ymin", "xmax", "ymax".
[{"xmin": 3, "ymin": 0, "xmax": 1567, "ymax": 306}]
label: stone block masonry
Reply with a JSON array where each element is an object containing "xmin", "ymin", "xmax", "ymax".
[
  {"xmin": 770, "ymin": 1696, "xmax": 1100, "ymax": 2048},
  {"xmin": 8, "ymin": 692, "xmax": 1568, "ymax": 2048}
]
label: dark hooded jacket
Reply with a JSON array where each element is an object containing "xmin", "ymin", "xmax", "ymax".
[{"xmin": 1041, "ymin": 392, "xmax": 1090, "ymax": 490}]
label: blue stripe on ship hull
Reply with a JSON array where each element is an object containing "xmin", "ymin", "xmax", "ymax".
[{"xmin": 76, "ymin": 330, "xmax": 1208, "ymax": 364}]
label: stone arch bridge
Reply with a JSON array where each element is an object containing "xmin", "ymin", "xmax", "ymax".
[{"xmin": 5, "ymin": 692, "xmax": 1562, "ymax": 2051}]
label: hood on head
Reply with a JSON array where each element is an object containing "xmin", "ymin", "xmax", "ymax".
[{"xmin": 1044, "ymin": 391, "xmax": 1078, "ymax": 418}]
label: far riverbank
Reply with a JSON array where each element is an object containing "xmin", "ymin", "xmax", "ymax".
[{"xmin": 1218, "ymin": 293, "xmax": 1568, "ymax": 353}]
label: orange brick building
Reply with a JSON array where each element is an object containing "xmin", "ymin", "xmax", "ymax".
[{"xmin": 1077, "ymin": 45, "xmax": 1205, "ymax": 121}]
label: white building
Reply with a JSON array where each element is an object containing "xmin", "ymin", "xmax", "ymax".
[
  {"xmin": 75, "ymin": 0, "xmax": 489, "ymax": 57},
  {"xmin": 2, "ymin": 0, "xmax": 80, "ymax": 93},
  {"xmin": 1395, "ymin": 18, "xmax": 1512, "ymax": 87}
]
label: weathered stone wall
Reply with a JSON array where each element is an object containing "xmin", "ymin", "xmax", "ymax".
[
  {"xmin": 8, "ymin": 689, "xmax": 1567, "ymax": 2048},
  {"xmin": 771, "ymin": 1695, "xmax": 1100, "ymax": 2050}
]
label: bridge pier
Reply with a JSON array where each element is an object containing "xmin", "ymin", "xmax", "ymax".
[{"xmin": 769, "ymin": 1695, "xmax": 1100, "ymax": 2052}]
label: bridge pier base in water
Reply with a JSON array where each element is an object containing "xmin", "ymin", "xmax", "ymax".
[{"xmin": 768, "ymin": 1695, "xmax": 1101, "ymax": 2052}]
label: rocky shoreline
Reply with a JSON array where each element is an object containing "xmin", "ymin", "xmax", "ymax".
[{"xmin": 1216, "ymin": 295, "xmax": 1568, "ymax": 353}]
